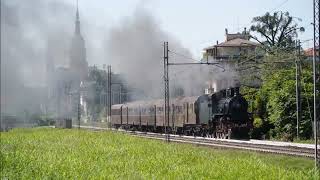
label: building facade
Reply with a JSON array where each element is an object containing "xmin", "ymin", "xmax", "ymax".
[
  {"xmin": 203, "ymin": 28, "xmax": 259, "ymax": 65},
  {"xmin": 304, "ymin": 47, "xmax": 318, "ymax": 60},
  {"xmin": 202, "ymin": 28, "xmax": 262, "ymax": 92}
]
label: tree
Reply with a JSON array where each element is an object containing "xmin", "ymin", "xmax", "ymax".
[
  {"xmin": 237, "ymin": 11, "xmax": 305, "ymax": 87},
  {"xmin": 250, "ymin": 11, "xmax": 304, "ymax": 51},
  {"xmin": 242, "ymin": 64, "xmax": 314, "ymax": 141},
  {"xmin": 87, "ymin": 67, "xmax": 107, "ymax": 122},
  {"xmin": 239, "ymin": 11, "xmax": 313, "ymax": 141}
]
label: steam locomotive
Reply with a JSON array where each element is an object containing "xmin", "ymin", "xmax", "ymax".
[{"xmin": 110, "ymin": 87, "xmax": 252, "ymax": 139}]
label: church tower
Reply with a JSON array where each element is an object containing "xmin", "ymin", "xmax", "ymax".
[
  {"xmin": 69, "ymin": 0, "xmax": 88, "ymax": 85},
  {"xmin": 46, "ymin": 40, "xmax": 55, "ymax": 100}
]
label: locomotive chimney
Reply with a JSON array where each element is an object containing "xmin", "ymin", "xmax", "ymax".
[
  {"xmin": 230, "ymin": 88, "xmax": 235, "ymax": 97},
  {"xmin": 226, "ymin": 88, "xmax": 232, "ymax": 97},
  {"xmin": 234, "ymin": 87, "xmax": 240, "ymax": 95}
]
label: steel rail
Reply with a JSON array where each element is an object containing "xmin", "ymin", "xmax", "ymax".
[{"xmin": 77, "ymin": 125, "xmax": 316, "ymax": 158}]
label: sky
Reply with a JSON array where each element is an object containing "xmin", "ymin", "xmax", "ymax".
[
  {"xmin": 67, "ymin": 0, "xmax": 313, "ymax": 60},
  {"xmin": 0, "ymin": 0, "xmax": 314, "ymax": 114}
]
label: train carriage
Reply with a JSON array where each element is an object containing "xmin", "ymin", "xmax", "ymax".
[
  {"xmin": 144, "ymin": 100, "xmax": 158, "ymax": 129},
  {"xmin": 153, "ymin": 99, "xmax": 164, "ymax": 127},
  {"xmin": 122, "ymin": 104, "xmax": 129, "ymax": 126},
  {"xmin": 126, "ymin": 102, "xmax": 140, "ymax": 127},
  {"xmin": 140, "ymin": 101, "xmax": 154, "ymax": 127},
  {"xmin": 111, "ymin": 104, "xmax": 123, "ymax": 127},
  {"xmin": 110, "ymin": 87, "xmax": 252, "ymax": 138}
]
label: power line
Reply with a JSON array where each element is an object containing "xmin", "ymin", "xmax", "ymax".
[
  {"xmin": 168, "ymin": 50, "xmax": 199, "ymax": 62},
  {"xmin": 300, "ymin": 39, "xmax": 313, "ymax": 43},
  {"xmin": 239, "ymin": 0, "xmax": 290, "ymax": 31},
  {"xmin": 168, "ymin": 50, "xmax": 225, "ymax": 70},
  {"xmin": 269, "ymin": 0, "xmax": 289, "ymax": 12}
]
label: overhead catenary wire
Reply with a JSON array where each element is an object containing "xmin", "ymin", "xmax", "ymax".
[
  {"xmin": 168, "ymin": 49, "xmax": 225, "ymax": 71},
  {"xmin": 238, "ymin": 0, "xmax": 290, "ymax": 31},
  {"xmin": 269, "ymin": 0, "xmax": 289, "ymax": 13}
]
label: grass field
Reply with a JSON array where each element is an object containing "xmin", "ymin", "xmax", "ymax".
[{"xmin": 0, "ymin": 128, "xmax": 318, "ymax": 179}]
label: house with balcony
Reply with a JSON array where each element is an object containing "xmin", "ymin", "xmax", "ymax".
[
  {"xmin": 202, "ymin": 28, "xmax": 263, "ymax": 92},
  {"xmin": 203, "ymin": 28, "xmax": 260, "ymax": 66}
]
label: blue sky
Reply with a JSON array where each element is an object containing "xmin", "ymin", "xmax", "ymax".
[{"xmin": 67, "ymin": 0, "xmax": 313, "ymax": 58}]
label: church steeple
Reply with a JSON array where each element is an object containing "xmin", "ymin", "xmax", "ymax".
[
  {"xmin": 69, "ymin": 0, "xmax": 88, "ymax": 83},
  {"xmin": 75, "ymin": 0, "xmax": 81, "ymax": 35}
]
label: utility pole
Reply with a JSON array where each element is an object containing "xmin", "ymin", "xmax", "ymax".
[
  {"xmin": 313, "ymin": 0, "xmax": 320, "ymax": 169},
  {"xmin": 296, "ymin": 40, "xmax": 302, "ymax": 140},
  {"xmin": 164, "ymin": 42, "xmax": 170, "ymax": 141},
  {"xmin": 119, "ymin": 85, "xmax": 122, "ymax": 104},
  {"xmin": 107, "ymin": 65, "xmax": 112, "ymax": 126},
  {"xmin": 78, "ymin": 91, "xmax": 81, "ymax": 129}
]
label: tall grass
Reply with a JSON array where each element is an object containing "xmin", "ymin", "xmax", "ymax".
[{"xmin": 0, "ymin": 128, "xmax": 318, "ymax": 179}]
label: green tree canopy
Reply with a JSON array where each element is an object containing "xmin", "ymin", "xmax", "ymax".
[
  {"xmin": 250, "ymin": 11, "xmax": 304, "ymax": 51},
  {"xmin": 243, "ymin": 64, "xmax": 314, "ymax": 141}
]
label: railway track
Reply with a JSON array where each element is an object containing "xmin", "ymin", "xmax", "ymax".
[{"xmin": 78, "ymin": 125, "xmax": 316, "ymax": 158}]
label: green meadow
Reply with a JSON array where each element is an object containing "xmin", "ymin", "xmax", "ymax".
[{"xmin": 0, "ymin": 128, "xmax": 318, "ymax": 179}]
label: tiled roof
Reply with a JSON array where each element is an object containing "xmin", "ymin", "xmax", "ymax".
[
  {"xmin": 216, "ymin": 38, "xmax": 259, "ymax": 47},
  {"xmin": 304, "ymin": 47, "xmax": 319, "ymax": 57},
  {"xmin": 204, "ymin": 38, "xmax": 259, "ymax": 50},
  {"xmin": 304, "ymin": 48, "xmax": 313, "ymax": 56}
]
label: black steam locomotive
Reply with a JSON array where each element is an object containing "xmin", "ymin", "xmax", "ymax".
[{"xmin": 111, "ymin": 87, "xmax": 252, "ymax": 139}]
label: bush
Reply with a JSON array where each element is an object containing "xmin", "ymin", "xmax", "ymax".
[
  {"xmin": 253, "ymin": 117, "xmax": 263, "ymax": 128},
  {"xmin": 250, "ymin": 116, "xmax": 273, "ymax": 139},
  {"xmin": 243, "ymin": 65, "xmax": 314, "ymax": 141}
]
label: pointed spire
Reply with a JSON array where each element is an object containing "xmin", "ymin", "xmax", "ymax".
[
  {"xmin": 76, "ymin": 0, "xmax": 79, "ymax": 20},
  {"xmin": 75, "ymin": 0, "xmax": 81, "ymax": 35}
]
